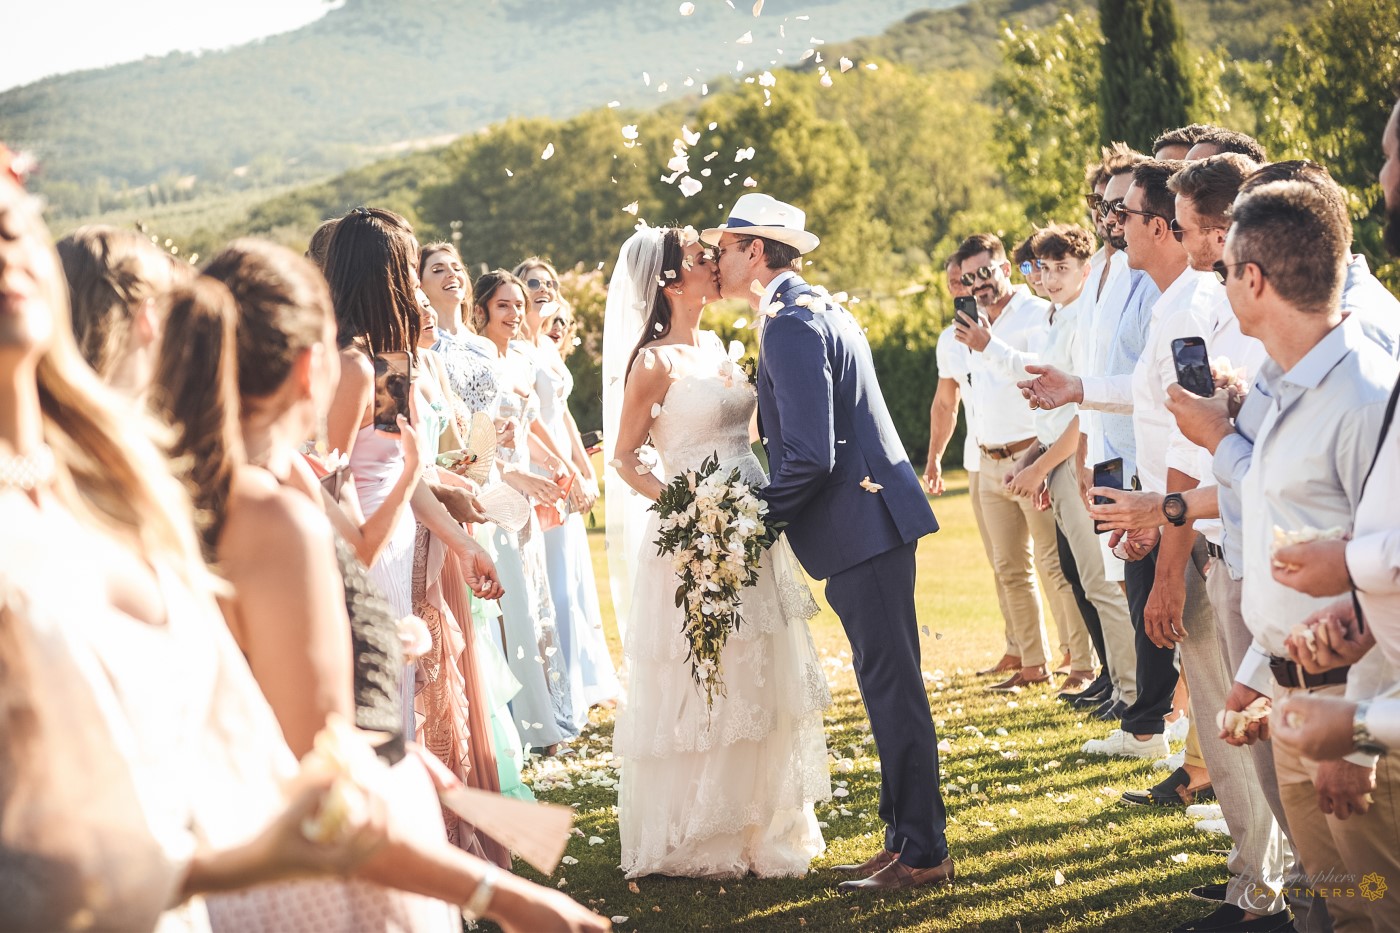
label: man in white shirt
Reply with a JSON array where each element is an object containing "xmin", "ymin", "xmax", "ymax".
[
  {"xmin": 1018, "ymin": 160, "xmax": 1217, "ymax": 763},
  {"xmin": 1006, "ymin": 225, "xmax": 1130, "ymax": 696},
  {"xmin": 926, "ymin": 251, "xmax": 1018, "ymax": 674},
  {"xmin": 1216, "ymin": 180, "xmax": 1400, "ymax": 933},
  {"xmin": 954, "ymin": 233, "xmax": 1085, "ymax": 692}
]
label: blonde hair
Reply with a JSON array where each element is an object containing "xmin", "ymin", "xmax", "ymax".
[
  {"xmin": 56, "ymin": 226, "xmax": 179, "ymax": 378},
  {"xmin": 12, "ymin": 190, "xmax": 205, "ymax": 578}
]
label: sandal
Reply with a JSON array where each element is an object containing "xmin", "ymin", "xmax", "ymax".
[{"xmin": 1120, "ymin": 767, "xmax": 1216, "ymax": 807}]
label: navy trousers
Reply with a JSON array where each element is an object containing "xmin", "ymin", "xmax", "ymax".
[
  {"xmin": 823, "ymin": 540, "xmax": 948, "ymax": 868},
  {"xmin": 1119, "ymin": 545, "xmax": 1180, "ymax": 735}
]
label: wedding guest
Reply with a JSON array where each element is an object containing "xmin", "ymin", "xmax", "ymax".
[
  {"xmin": 1184, "ymin": 128, "xmax": 1268, "ymax": 163},
  {"xmin": 1070, "ymin": 143, "xmax": 1151, "ymax": 722},
  {"xmin": 306, "ymin": 218, "xmax": 339, "ymax": 270},
  {"xmin": 1012, "ymin": 233, "xmax": 1051, "ymax": 302},
  {"xmin": 1272, "ymin": 95, "xmax": 1400, "ymax": 767},
  {"xmin": 954, "ymin": 233, "xmax": 1087, "ymax": 692},
  {"xmin": 926, "ymin": 249, "xmax": 1019, "ymax": 674},
  {"xmin": 516, "ymin": 256, "xmax": 621, "ymax": 721},
  {"xmin": 1152, "ymin": 124, "xmax": 1220, "ymax": 161},
  {"xmin": 419, "ymin": 242, "xmax": 536, "ymax": 798},
  {"xmin": 1214, "ymin": 180, "xmax": 1400, "ymax": 933},
  {"xmin": 1006, "ymin": 224, "xmax": 1129, "ymax": 697},
  {"xmin": 1020, "ymin": 161, "xmax": 1216, "ymax": 762},
  {"xmin": 57, "ymin": 224, "xmax": 181, "ymax": 397},
  {"xmin": 471, "ymin": 269, "xmax": 576, "ymax": 753}
]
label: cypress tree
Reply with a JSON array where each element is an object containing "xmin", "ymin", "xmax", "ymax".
[{"xmin": 1098, "ymin": 0, "xmax": 1198, "ymax": 150}]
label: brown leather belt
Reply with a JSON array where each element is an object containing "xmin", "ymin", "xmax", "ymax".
[
  {"xmin": 979, "ymin": 437, "xmax": 1037, "ymax": 461},
  {"xmin": 1269, "ymin": 656, "xmax": 1349, "ymax": 689}
]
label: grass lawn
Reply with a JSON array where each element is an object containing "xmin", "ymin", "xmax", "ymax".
[{"xmin": 517, "ymin": 471, "xmax": 1223, "ymax": 932}]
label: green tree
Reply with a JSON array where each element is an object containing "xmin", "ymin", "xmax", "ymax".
[
  {"xmin": 1250, "ymin": 0, "xmax": 1400, "ymax": 285},
  {"xmin": 993, "ymin": 13, "xmax": 1103, "ymax": 224},
  {"xmin": 1098, "ymin": 0, "xmax": 1199, "ymax": 149}
]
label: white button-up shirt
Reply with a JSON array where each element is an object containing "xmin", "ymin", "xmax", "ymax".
[
  {"xmin": 966, "ymin": 284, "xmax": 1052, "ymax": 447},
  {"xmin": 1347, "ymin": 384, "xmax": 1400, "ymax": 683},
  {"xmin": 1166, "ymin": 291, "xmax": 1268, "ymax": 544},
  {"xmin": 1079, "ymin": 267, "xmax": 1219, "ymax": 494},
  {"xmin": 936, "ymin": 326, "xmax": 981, "ymax": 472},
  {"xmin": 1032, "ymin": 291, "xmax": 1087, "ymax": 447},
  {"xmin": 1236, "ymin": 317, "xmax": 1398, "ymax": 764}
]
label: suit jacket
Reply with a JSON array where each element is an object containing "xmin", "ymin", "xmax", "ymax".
[{"xmin": 757, "ymin": 275, "xmax": 938, "ymax": 580}]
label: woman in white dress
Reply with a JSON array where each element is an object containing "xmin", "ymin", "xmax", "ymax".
[{"xmin": 605, "ymin": 226, "xmax": 831, "ymax": 879}]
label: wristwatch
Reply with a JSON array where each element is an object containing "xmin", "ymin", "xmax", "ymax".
[
  {"xmin": 1353, "ymin": 700, "xmax": 1387, "ymax": 756},
  {"xmin": 1162, "ymin": 492, "xmax": 1188, "ymax": 527}
]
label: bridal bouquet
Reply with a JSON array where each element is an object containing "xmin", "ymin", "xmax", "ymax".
[{"xmin": 651, "ymin": 453, "xmax": 784, "ymax": 708}]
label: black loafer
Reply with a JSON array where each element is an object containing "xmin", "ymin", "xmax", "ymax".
[
  {"xmin": 1072, "ymin": 683, "xmax": 1113, "ymax": 708},
  {"xmin": 1122, "ymin": 767, "xmax": 1216, "ymax": 807},
  {"xmin": 1061, "ymin": 672, "xmax": 1110, "ymax": 703},
  {"xmin": 1171, "ymin": 903, "xmax": 1292, "ymax": 933},
  {"xmin": 1189, "ymin": 882, "xmax": 1228, "ymax": 902}
]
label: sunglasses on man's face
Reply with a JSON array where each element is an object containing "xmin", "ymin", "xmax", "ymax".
[
  {"xmin": 1085, "ymin": 193, "xmax": 1104, "ymax": 211},
  {"xmin": 959, "ymin": 264, "xmax": 998, "ymax": 287},
  {"xmin": 1168, "ymin": 218, "xmax": 1226, "ymax": 243}
]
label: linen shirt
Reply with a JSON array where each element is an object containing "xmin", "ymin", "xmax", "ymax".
[
  {"xmin": 1081, "ymin": 259, "xmax": 1158, "ymax": 481},
  {"xmin": 1346, "ymin": 382, "xmax": 1400, "ymax": 679},
  {"xmin": 966, "ymin": 285, "xmax": 1052, "ymax": 447},
  {"xmin": 1216, "ymin": 266, "xmax": 1400, "ymax": 577},
  {"xmin": 1167, "ymin": 291, "xmax": 1268, "ymax": 546},
  {"xmin": 1031, "ymin": 292, "xmax": 1087, "ymax": 447},
  {"xmin": 935, "ymin": 326, "xmax": 980, "ymax": 472},
  {"xmin": 1079, "ymin": 267, "xmax": 1217, "ymax": 494},
  {"xmin": 1235, "ymin": 317, "xmax": 1398, "ymax": 761}
]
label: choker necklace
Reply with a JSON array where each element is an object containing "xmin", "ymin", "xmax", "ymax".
[{"xmin": 0, "ymin": 444, "xmax": 56, "ymax": 491}]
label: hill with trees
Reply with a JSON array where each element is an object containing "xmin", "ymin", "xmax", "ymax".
[{"xmin": 1, "ymin": 0, "xmax": 942, "ymax": 218}]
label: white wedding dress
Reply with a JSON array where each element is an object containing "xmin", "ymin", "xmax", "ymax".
[{"xmin": 614, "ymin": 340, "xmax": 832, "ymax": 879}]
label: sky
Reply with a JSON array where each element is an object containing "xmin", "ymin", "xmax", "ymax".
[{"xmin": 1, "ymin": 0, "xmax": 338, "ymax": 92}]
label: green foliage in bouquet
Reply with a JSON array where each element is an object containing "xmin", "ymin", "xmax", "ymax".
[{"xmin": 650, "ymin": 453, "xmax": 785, "ymax": 708}]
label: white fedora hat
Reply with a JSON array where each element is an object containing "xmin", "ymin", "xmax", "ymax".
[{"xmin": 701, "ymin": 192, "xmax": 820, "ymax": 254}]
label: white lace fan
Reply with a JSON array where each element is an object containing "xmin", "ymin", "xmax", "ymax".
[
  {"xmin": 436, "ymin": 411, "xmax": 496, "ymax": 484},
  {"xmin": 475, "ymin": 482, "xmax": 531, "ymax": 533}
]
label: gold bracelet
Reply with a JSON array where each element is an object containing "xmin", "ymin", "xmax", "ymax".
[{"xmin": 461, "ymin": 863, "xmax": 500, "ymax": 922}]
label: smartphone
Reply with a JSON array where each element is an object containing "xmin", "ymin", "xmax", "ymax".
[
  {"xmin": 580, "ymin": 429, "xmax": 603, "ymax": 454},
  {"xmin": 1091, "ymin": 457, "xmax": 1124, "ymax": 535},
  {"xmin": 1171, "ymin": 336, "xmax": 1213, "ymax": 397},
  {"xmin": 372, "ymin": 352, "xmax": 413, "ymax": 433},
  {"xmin": 953, "ymin": 295, "xmax": 979, "ymax": 327}
]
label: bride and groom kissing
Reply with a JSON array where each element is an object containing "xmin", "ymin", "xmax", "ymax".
[{"xmin": 602, "ymin": 193, "xmax": 953, "ymax": 892}]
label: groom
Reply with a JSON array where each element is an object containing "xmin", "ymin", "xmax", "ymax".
[{"xmin": 704, "ymin": 194, "xmax": 953, "ymax": 892}]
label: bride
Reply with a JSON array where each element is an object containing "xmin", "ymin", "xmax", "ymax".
[{"xmin": 603, "ymin": 224, "xmax": 831, "ymax": 879}]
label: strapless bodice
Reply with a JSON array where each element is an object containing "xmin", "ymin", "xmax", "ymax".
[{"xmin": 649, "ymin": 350, "xmax": 757, "ymax": 478}]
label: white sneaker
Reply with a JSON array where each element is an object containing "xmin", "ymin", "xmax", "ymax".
[
  {"xmin": 1194, "ymin": 818, "xmax": 1230, "ymax": 835},
  {"xmin": 1166, "ymin": 716, "xmax": 1191, "ymax": 743},
  {"xmin": 1081, "ymin": 729, "xmax": 1171, "ymax": 759},
  {"xmin": 1186, "ymin": 803, "xmax": 1223, "ymax": 820},
  {"xmin": 1153, "ymin": 750, "xmax": 1186, "ymax": 772}
]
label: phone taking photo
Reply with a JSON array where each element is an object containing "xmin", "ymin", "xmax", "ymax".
[
  {"xmin": 372, "ymin": 352, "xmax": 414, "ymax": 434},
  {"xmin": 1091, "ymin": 457, "xmax": 1124, "ymax": 535},
  {"xmin": 1171, "ymin": 336, "xmax": 1213, "ymax": 398},
  {"xmin": 954, "ymin": 295, "xmax": 979, "ymax": 327}
]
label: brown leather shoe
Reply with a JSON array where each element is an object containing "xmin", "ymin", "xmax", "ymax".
[
  {"xmin": 986, "ymin": 670, "xmax": 1051, "ymax": 692},
  {"xmin": 838, "ymin": 856, "xmax": 955, "ymax": 892},
  {"xmin": 830, "ymin": 849, "xmax": 898, "ymax": 877},
  {"xmin": 1056, "ymin": 671, "xmax": 1097, "ymax": 697},
  {"xmin": 976, "ymin": 654, "xmax": 1021, "ymax": 676}
]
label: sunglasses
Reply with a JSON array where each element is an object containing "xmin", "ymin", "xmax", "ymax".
[
  {"xmin": 959, "ymin": 264, "xmax": 998, "ymax": 287},
  {"xmin": 1019, "ymin": 259, "xmax": 1044, "ymax": 275},
  {"xmin": 1168, "ymin": 218, "xmax": 1226, "ymax": 243},
  {"xmin": 1084, "ymin": 193, "xmax": 1104, "ymax": 211},
  {"xmin": 1112, "ymin": 203, "xmax": 1165, "ymax": 224},
  {"xmin": 526, "ymin": 276, "xmax": 559, "ymax": 292},
  {"xmin": 1212, "ymin": 259, "xmax": 1266, "ymax": 284},
  {"xmin": 1100, "ymin": 198, "xmax": 1124, "ymax": 220}
]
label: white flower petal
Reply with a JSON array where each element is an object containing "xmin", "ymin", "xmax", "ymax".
[
  {"xmin": 1054, "ymin": 869, "xmax": 1066, "ymax": 886},
  {"xmin": 736, "ymin": 30, "xmax": 753, "ymax": 44},
  {"xmin": 840, "ymin": 57, "xmax": 854, "ymax": 72},
  {"xmin": 541, "ymin": 143, "xmax": 555, "ymax": 160},
  {"xmin": 678, "ymin": 176, "xmax": 703, "ymax": 198},
  {"xmin": 678, "ymin": 1, "xmax": 694, "ymax": 13}
]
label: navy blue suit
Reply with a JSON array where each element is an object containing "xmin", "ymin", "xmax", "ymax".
[{"xmin": 757, "ymin": 275, "xmax": 949, "ymax": 868}]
